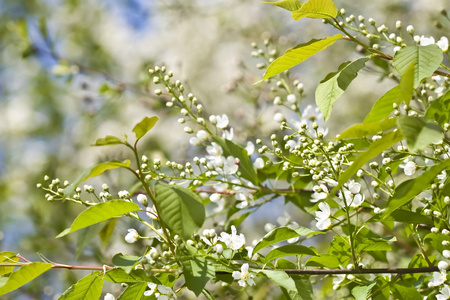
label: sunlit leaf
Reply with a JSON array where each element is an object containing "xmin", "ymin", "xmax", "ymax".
[
  {"xmin": 306, "ymin": 254, "xmax": 340, "ymax": 268},
  {"xmin": 117, "ymin": 283, "xmax": 148, "ymax": 300},
  {"xmin": 316, "ymin": 57, "xmax": 369, "ymax": 121},
  {"xmin": 132, "ymin": 116, "xmax": 159, "ymax": 140},
  {"xmin": 399, "ymin": 62, "xmax": 415, "ymax": 105},
  {"xmin": 291, "ymin": 0, "xmax": 338, "ymax": 20},
  {"xmin": 266, "ymin": 245, "xmax": 317, "ymax": 261},
  {"xmin": 331, "ymin": 130, "xmax": 403, "ymax": 195},
  {"xmin": 57, "ymin": 200, "xmax": 140, "ymax": 238},
  {"xmin": 392, "ymin": 282, "xmax": 422, "ymax": 300},
  {"xmin": 64, "ymin": 160, "xmax": 131, "ymax": 196},
  {"xmin": 397, "ymin": 116, "xmax": 443, "ymax": 151},
  {"xmin": 382, "ymin": 159, "xmax": 450, "ymax": 218},
  {"xmin": 364, "ymin": 86, "xmax": 402, "ymax": 124},
  {"xmin": 264, "ymin": 0, "xmax": 303, "ymax": 11},
  {"xmin": 91, "ymin": 135, "xmax": 124, "ymax": 146},
  {"xmin": 105, "ymin": 268, "xmax": 150, "ymax": 283},
  {"xmin": 338, "ymin": 118, "xmax": 397, "ymax": 139},
  {"xmin": 253, "ymin": 226, "xmax": 319, "ymax": 253},
  {"xmin": 259, "ymin": 34, "xmax": 343, "ymax": 82},
  {"xmin": 259, "ymin": 270, "xmax": 313, "ymax": 300},
  {"xmin": 0, "ymin": 262, "xmax": 52, "ymax": 296},
  {"xmin": 154, "ymin": 183, "xmax": 205, "ymax": 240},
  {"xmin": 352, "ymin": 283, "xmax": 377, "ymax": 300},
  {"xmin": 392, "ymin": 45, "xmax": 443, "ymax": 88},
  {"xmin": 0, "ymin": 252, "xmax": 18, "ymax": 276},
  {"xmin": 59, "ymin": 271, "xmax": 103, "ymax": 300}
]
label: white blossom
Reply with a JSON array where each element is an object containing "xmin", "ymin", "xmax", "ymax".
[
  {"xmin": 219, "ymin": 225, "xmax": 246, "ymax": 250},
  {"xmin": 146, "ymin": 205, "xmax": 158, "ymax": 220},
  {"xmin": 440, "ymin": 261, "xmax": 450, "ymax": 271},
  {"xmin": 429, "ymin": 271, "xmax": 447, "ymax": 287},
  {"xmin": 214, "ymin": 114, "xmax": 229, "ymax": 129},
  {"xmin": 232, "ymin": 263, "xmax": 256, "ymax": 287},
  {"xmin": 137, "ymin": 194, "xmax": 148, "ymax": 205},
  {"xmin": 253, "ymin": 157, "xmax": 264, "ymax": 169},
  {"xmin": 311, "ymin": 184, "xmax": 328, "ymax": 203},
  {"xmin": 403, "ymin": 161, "xmax": 417, "ymax": 176},
  {"xmin": 104, "ymin": 293, "xmax": 115, "ymax": 300},
  {"xmin": 125, "ymin": 229, "xmax": 140, "ymax": 243},
  {"xmin": 437, "ymin": 36, "xmax": 449, "ymax": 52},
  {"xmin": 286, "ymin": 94, "xmax": 297, "ymax": 104},
  {"xmin": 315, "ymin": 202, "xmax": 332, "ymax": 230},
  {"xmin": 437, "ymin": 284, "xmax": 450, "ymax": 300}
]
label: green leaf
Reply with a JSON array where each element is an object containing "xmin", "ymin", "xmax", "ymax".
[
  {"xmin": 425, "ymin": 90, "xmax": 450, "ymax": 126},
  {"xmin": 182, "ymin": 257, "xmax": 215, "ymax": 296},
  {"xmin": 290, "ymin": 275, "xmax": 314, "ymax": 300},
  {"xmin": 91, "ymin": 135, "xmax": 124, "ymax": 146},
  {"xmin": 291, "ymin": 0, "xmax": 338, "ymax": 20},
  {"xmin": 112, "ymin": 254, "xmax": 143, "ymax": 274},
  {"xmin": 64, "ymin": 160, "xmax": 131, "ymax": 196},
  {"xmin": 212, "ymin": 137, "xmax": 259, "ymax": 184},
  {"xmin": 105, "ymin": 268, "xmax": 150, "ymax": 283},
  {"xmin": 397, "ymin": 116, "xmax": 443, "ymax": 151},
  {"xmin": 338, "ymin": 118, "xmax": 397, "ymax": 139},
  {"xmin": 75, "ymin": 223, "xmax": 104, "ymax": 258},
  {"xmin": 399, "ymin": 62, "xmax": 415, "ymax": 105},
  {"xmin": 392, "ymin": 281, "xmax": 422, "ymax": 300},
  {"xmin": 266, "ymin": 245, "xmax": 316, "ymax": 261},
  {"xmin": 331, "ymin": 130, "xmax": 403, "ymax": 195},
  {"xmin": 392, "ymin": 45, "xmax": 443, "ymax": 88},
  {"xmin": 264, "ymin": 0, "xmax": 303, "ymax": 11},
  {"xmin": 59, "ymin": 272, "xmax": 103, "ymax": 300},
  {"xmin": 253, "ymin": 226, "xmax": 317, "ymax": 253},
  {"xmin": 260, "ymin": 34, "xmax": 343, "ymax": 82},
  {"xmin": 154, "ymin": 183, "xmax": 205, "ymax": 240},
  {"xmin": 356, "ymin": 239, "xmax": 391, "ymax": 253},
  {"xmin": 352, "ymin": 283, "xmax": 377, "ymax": 300},
  {"xmin": 56, "ymin": 200, "xmax": 140, "ymax": 238},
  {"xmin": 259, "ymin": 270, "xmax": 305, "ymax": 300},
  {"xmin": 132, "ymin": 116, "xmax": 159, "ymax": 140},
  {"xmin": 390, "ymin": 210, "xmax": 433, "ymax": 225},
  {"xmin": 99, "ymin": 218, "xmax": 118, "ymax": 246},
  {"xmin": 328, "ymin": 236, "xmax": 351, "ymax": 265},
  {"xmin": 117, "ymin": 282, "xmax": 148, "ymax": 300},
  {"xmin": 0, "ymin": 262, "xmax": 52, "ymax": 296},
  {"xmin": 382, "ymin": 159, "xmax": 450, "ymax": 218},
  {"xmin": 276, "ymin": 259, "xmax": 298, "ymax": 269},
  {"xmin": 0, "ymin": 252, "xmax": 18, "ymax": 276},
  {"xmin": 305, "ymin": 254, "xmax": 340, "ymax": 268},
  {"xmin": 364, "ymin": 86, "xmax": 402, "ymax": 124},
  {"xmin": 316, "ymin": 57, "xmax": 369, "ymax": 121}
]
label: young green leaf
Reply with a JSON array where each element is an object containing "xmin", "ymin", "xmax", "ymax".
[
  {"xmin": 392, "ymin": 45, "xmax": 443, "ymax": 88},
  {"xmin": 331, "ymin": 130, "xmax": 403, "ymax": 195},
  {"xmin": 132, "ymin": 116, "xmax": 159, "ymax": 141},
  {"xmin": 382, "ymin": 159, "xmax": 450, "ymax": 218},
  {"xmin": 59, "ymin": 271, "xmax": 103, "ymax": 300},
  {"xmin": 392, "ymin": 282, "xmax": 422, "ymax": 300},
  {"xmin": 182, "ymin": 257, "xmax": 215, "ymax": 296},
  {"xmin": 338, "ymin": 118, "xmax": 397, "ymax": 139},
  {"xmin": 105, "ymin": 268, "xmax": 150, "ymax": 283},
  {"xmin": 397, "ymin": 116, "xmax": 443, "ymax": 151},
  {"xmin": 154, "ymin": 183, "xmax": 205, "ymax": 240},
  {"xmin": 64, "ymin": 160, "xmax": 131, "ymax": 196},
  {"xmin": 253, "ymin": 226, "xmax": 317, "ymax": 253},
  {"xmin": 56, "ymin": 200, "xmax": 140, "ymax": 238},
  {"xmin": 291, "ymin": 0, "xmax": 338, "ymax": 20},
  {"xmin": 264, "ymin": 0, "xmax": 304, "ymax": 11},
  {"xmin": 259, "ymin": 34, "xmax": 343, "ymax": 82},
  {"xmin": 0, "ymin": 262, "xmax": 52, "ymax": 296},
  {"xmin": 305, "ymin": 254, "xmax": 340, "ymax": 268},
  {"xmin": 316, "ymin": 57, "xmax": 369, "ymax": 121},
  {"xmin": 266, "ymin": 245, "xmax": 317, "ymax": 261},
  {"xmin": 399, "ymin": 62, "xmax": 415, "ymax": 105},
  {"xmin": 351, "ymin": 283, "xmax": 377, "ymax": 300},
  {"xmin": 91, "ymin": 135, "xmax": 124, "ymax": 146},
  {"xmin": 259, "ymin": 270, "xmax": 311, "ymax": 300},
  {"xmin": 363, "ymin": 86, "xmax": 402, "ymax": 124},
  {"xmin": 0, "ymin": 252, "xmax": 18, "ymax": 276},
  {"xmin": 212, "ymin": 137, "xmax": 259, "ymax": 185},
  {"xmin": 117, "ymin": 283, "xmax": 148, "ymax": 300}
]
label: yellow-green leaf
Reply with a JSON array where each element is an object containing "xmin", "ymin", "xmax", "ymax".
[
  {"xmin": 264, "ymin": 0, "xmax": 303, "ymax": 11},
  {"xmin": 57, "ymin": 200, "xmax": 140, "ymax": 238},
  {"xmin": 132, "ymin": 116, "xmax": 159, "ymax": 140},
  {"xmin": 259, "ymin": 34, "xmax": 343, "ymax": 82},
  {"xmin": 0, "ymin": 262, "xmax": 52, "ymax": 296},
  {"xmin": 0, "ymin": 252, "xmax": 18, "ymax": 276},
  {"xmin": 291, "ymin": 0, "xmax": 337, "ymax": 20},
  {"xmin": 339, "ymin": 118, "xmax": 397, "ymax": 139},
  {"xmin": 363, "ymin": 86, "xmax": 402, "ymax": 124}
]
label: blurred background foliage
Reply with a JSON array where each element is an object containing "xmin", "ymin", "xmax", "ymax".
[{"xmin": 0, "ymin": 0, "xmax": 448, "ymax": 299}]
